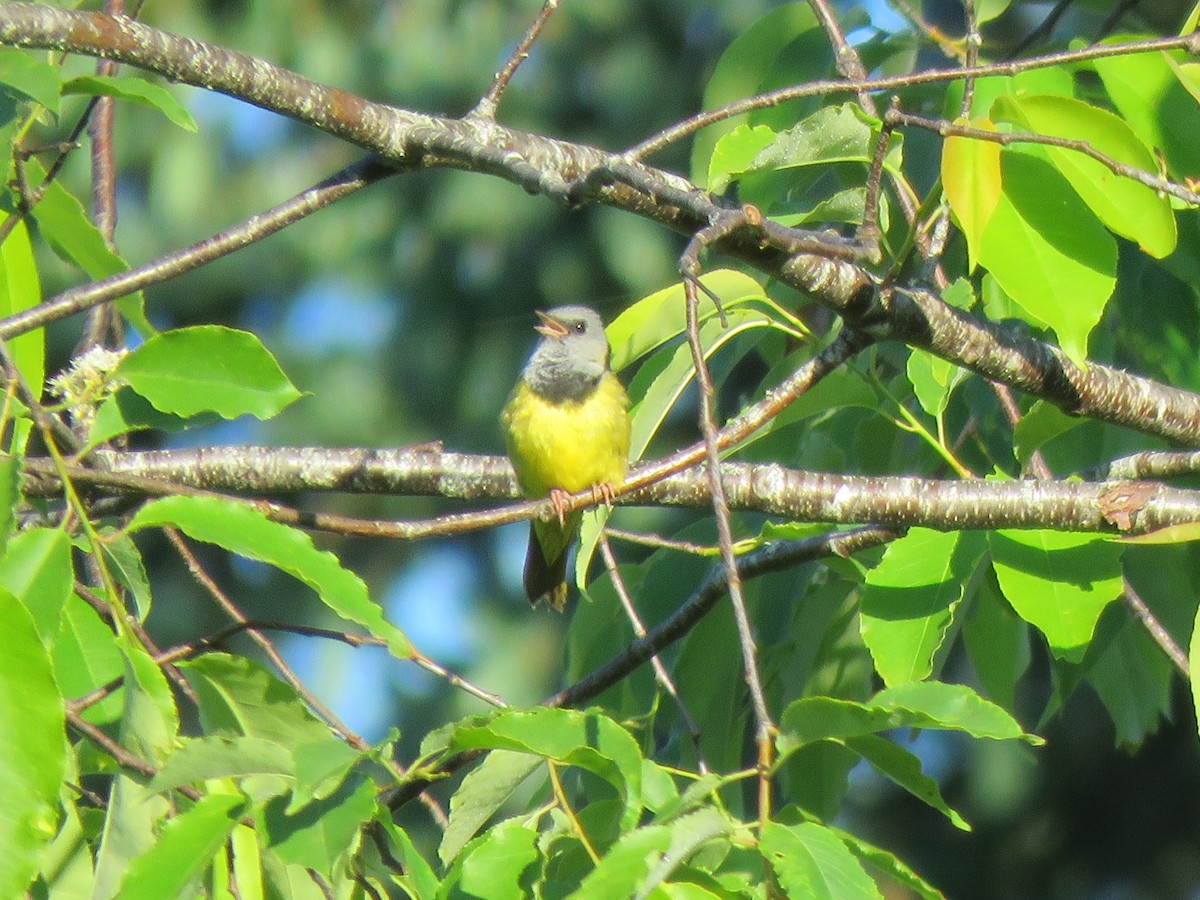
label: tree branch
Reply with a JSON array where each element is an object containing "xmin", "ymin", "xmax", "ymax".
[{"xmin": 22, "ymin": 448, "xmax": 1200, "ymax": 536}]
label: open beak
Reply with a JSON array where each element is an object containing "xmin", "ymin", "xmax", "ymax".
[{"xmin": 534, "ymin": 310, "xmax": 569, "ymax": 339}]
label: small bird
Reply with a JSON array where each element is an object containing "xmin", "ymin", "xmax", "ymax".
[{"xmin": 502, "ymin": 306, "xmax": 631, "ymax": 609}]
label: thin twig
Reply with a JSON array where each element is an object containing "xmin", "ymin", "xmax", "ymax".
[
  {"xmin": 680, "ymin": 208, "xmax": 776, "ymax": 823},
  {"xmin": 472, "ymin": 0, "xmax": 564, "ymax": 119},
  {"xmin": 625, "ymin": 32, "xmax": 1200, "ymax": 160},
  {"xmin": 0, "ymin": 157, "xmax": 395, "ymax": 341},
  {"xmin": 598, "ymin": 532, "xmax": 709, "ymax": 773},
  {"xmin": 961, "ymin": 0, "xmax": 982, "ymax": 117},
  {"xmin": 603, "ymin": 527, "xmax": 716, "ymax": 555},
  {"xmin": 550, "ymin": 527, "xmax": 898, "ymax": 708},
  {"xmin": 1121, "ymin": 581, "xmax": 1189, "ymax": 676},
  {"xmin": 163, "ymin": 527, "xmax": 374, "ymax": 751},
  {"xmin": 1008, "ymin": 0, "xmax": 1078, "ymax": 59},
  {"xmin": 886, "ymin": 107, "xmax": 1200, "ymax": 207},
  {"xmin": 78, "ymin": 0, "xmax": 124, "ymax": 355}
]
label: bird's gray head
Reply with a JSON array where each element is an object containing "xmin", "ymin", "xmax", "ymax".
[{"xmin": 522, "ymin": 305, "xmax": 612, "ymax": 403}]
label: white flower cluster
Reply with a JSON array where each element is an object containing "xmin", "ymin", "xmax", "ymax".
[{"xmin": 47, "ymin": 346, "xmax": 129, "ymax": 431}]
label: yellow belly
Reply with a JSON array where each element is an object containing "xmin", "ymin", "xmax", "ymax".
[{"xmin": 502, "ymin": 372, "xmax": 631, "ymax": 497}]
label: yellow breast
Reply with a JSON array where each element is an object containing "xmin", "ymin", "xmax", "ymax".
[{"xmin": 502, "ymin": 372, "xmax": 631, "ymax": 497}]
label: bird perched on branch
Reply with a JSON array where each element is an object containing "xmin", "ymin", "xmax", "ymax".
[{"xmin": 502, "ymin": 306, "xmax": 631, "ymax": 609}]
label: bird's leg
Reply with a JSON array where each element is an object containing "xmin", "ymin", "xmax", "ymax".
[
  {"xmin": 590, "ymin": 482, "xmax": 616, "ymax": 509},
  {"xmin": 549, "ymin": 488, "xmax": 572, "ymax": 527}
]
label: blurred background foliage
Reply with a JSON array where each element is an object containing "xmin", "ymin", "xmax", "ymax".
[{"xmin": 28, "ymin": 0, "xmax": 1200, "ymax": 897}]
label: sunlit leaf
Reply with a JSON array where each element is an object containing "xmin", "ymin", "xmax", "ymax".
[
  {"xmin": 992, "ymin": 94, "xmax": 1176, "ymax": 258},
  {"xmin": 118, "ymin": 326, "xmax": 302, "ymax": 421},
  {"xmin": 63, "ymin": 74, "xmax": 197, "ymax": 131},
  {"xmin": 760, "ymin": 822, "xmax": 882, "ymax": 900},
  {"xmin": 115, "ymin": 795, "xmax": 247, "ymax": 898},
  {"xmin": 129, "ymin": 496, "xmax": 411, "ymax": 658},
  {"xmin": 990, "ymin": 530, "xmax": 1123, "ymax": 662},
  {"xmin": 0, "ymin": 589, "xmax": 66, "ymax": 899},
  {"xmin": 942, "ymin": 117, "xmax": 1002, "ymax": 270}
]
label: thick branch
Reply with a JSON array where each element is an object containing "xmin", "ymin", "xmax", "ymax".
[{"xmin": 22, "ymin": 448, "xmax": 1200, "ymax": 535}]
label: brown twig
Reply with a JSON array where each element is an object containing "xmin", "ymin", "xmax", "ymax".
[
  {"xmin": 680, "ymin": 207, "xmax": 775, "ymax": 823},
  {"xmin": 886, "ymin": 107, "xmax": 1200, "ymax": 207},
  {"xmin": 598, "ymin": 532, "xmax": 709, "ymax": 773},
  {"xmin": 78, "ymin": 0, "xmax": 124, "ymax": 355},
  {"xmin": 1121, "ymin": 581, "xmax": 1189, "ymax": 676},
  {"xmin": 472, "ymin": 0, "xmax": 564, "ymax": 119},
  {"xmin": 164, "ymin": 527, "xmax": 375, "ymax": 752},
  {"xmin": 625, "ymin": 32, "xmax": 1200, "ymax": 160},
  {"xmin": 0, "ymin": 157, "xmax": 396, "ymax": 341}
]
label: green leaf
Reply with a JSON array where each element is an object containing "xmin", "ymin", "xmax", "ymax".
[
  {"xmin": 458, "ymin": 819, "xmax": 540, "ymax": 900},
  {"xmin": 289, "ymin": 737, "xmax": 363, "ymax": 812},
  {"xmin": 708, "ymin": 124, "xmax": 777, "ymax": 194},
  {"xmin": 52, "ymin": 592, "xmax": 123, "ymax": 725},
  {"xmin": 942, "ymin": 117, "xmax": 1002, "ymax": 271},
  {"xmin": 23, "ymin": 158, "xmax": 154, "ymax": 338},
  {"xmin": 376, "ymin": 818, "xmax": 441, "ymax": 899},
  {"xmin": 261, "ymin": 771, "xmax": 376, "ymax": 868},
  {"xmin": 906, "ymin": 349, "xmax": 967, "ymax": 418},
  {"xmin": 573, "ymin": 825, "xmax": 674, "ymax": 900},
  {"xmin": 640, "ymin": 808, "xmax": 732, "ymax": 896},
  {"xmin": 873, "ymin": 681, "xmax": 1040, "ymax": 743},
  {"xmin": 149, "ymin": 736, "xmax": 296, "ymax": 795},
  {"xmin": 1086, "ymin": 612, "xmax": 1173, "ymax": 747},
  {"xmin": 1190, "ymin": 599, "xmax": 1200, "ymax": 742},
  {"xmin": 975, "ymin": 0, "xmax": 1012, "ymax": 23},
  {"xmin": 777, "ymin": 697, "xmax": 896, "ymax": 756},
  {"xmin": 606, "ymin": 269, "xmax": 766, "ymax": 371},
  {"xmin": 746, "ymin": 104, "xmax": 903, "ymax": 178},
  {"xmin": 93, "ymin": 640, "xmax": 177, "ymax": 899},
  {"xmin": 129, "ymin": 495, "xmax": 411, "ymax": 658},
  {"xmin": 0, "ymin": 47, "xmax": 60, "ymax": 113},
  {"xmin": 0, "ymin": 218, "xmax": 45, "ymax": 399},
  {"xmin": 760, "ymin": 822, "xmax": 882, "ymax": 900},
  {"xmin": 0, "ymin": 589, "xmax": 66, "ymax": 900},
  {"xmin": 63, "ymin": 74, "xmax": 197, "ymax": 131},
  {"xmin": 1092, "ymin": 40, "xmax": 1200, "ymax": 181},
  {"xmin": 0, "ymin": 454, "xmax": 18, "ymax": 554},
  {"xmin": 180, "ymin": 653, "xmax": 339, "ymax": 746},
  {"xmin": 117, "ymin": 635, "xmax": 180, "ymax": 764},
  {"xmin": 38, "ymin": 797, "xmax": 95, "ymax": 900},
  {"xmin": 1012, "ymin": 400, "xmax": 1083, "ymax": 468},
  {"xmin": 962, "ymin": 578, "xmax": 1030, "ymax": 711},
  {"xmin": 777, "ymin": 683, "xmax": 1039, "ymax": 766},
  {"xmin": 690, "ymin": 3, "xmax": 826, "ymax": 187},
  {"xmin": 116, "ymin": 794, "xmax": 248, "ymax": 898},
  {"xmin": 0, "ymin": 526, "xmax": 72, "ymax": 642},
  {"xmin": 626, "ymin": 306, "xmax": 775, "ymax": 466},
  {"xmin": 118, "ymin": 326, "xmax": 302, "ymax": 421},
  {"xmin": 989, "ymin": 529, "xmax": 1123, "ymax": 662},
  {"xmin": 99, "ymin": 529, "xmax": 153, "ymax": 621},
  {"xmin": 834, "ymin": 828, "xmax": 946, "ymax": 900},
  {"xmin": 440, "ymin": 708, "xmax": 645, "ymax": 830},
  {"xmin": 440, "ymin": 749, "xmax": 541, "ymax": 866},
  {"xmin": 977, "ymin": 151, "xmax": 1116, "ymax": 366},
  {"xmin": 992, "ymin": 94, "xmax": 1176, "ymax": 258},
  {"xmin": 845, "ymin": 734, "xmax": 970, "ymax": 830},
  {"xmin": 860, "ymin": 530, "xmax": 983, "ymax": 687},
  {"xmin": 87, "ymin": 386, "xmax": 221, "ymax": 450}
]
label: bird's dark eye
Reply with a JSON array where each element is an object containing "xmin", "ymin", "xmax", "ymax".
[{"xmin": 573, "ymin": 321, "xmax": 586, "ymax": 333}]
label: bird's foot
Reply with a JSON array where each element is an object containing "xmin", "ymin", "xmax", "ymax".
[
  {"xmin": 590, "ymin": 482, "xmax": 617, "ymax": 509},
  {"xmin": 549, "ymin": 488, "xmax": 571, "ymax": 527}
]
